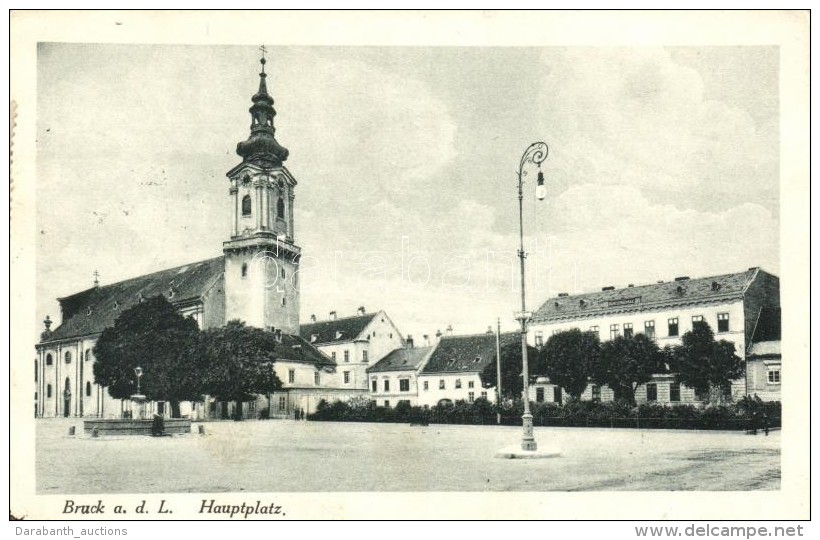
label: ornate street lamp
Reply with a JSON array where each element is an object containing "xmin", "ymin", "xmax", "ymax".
[{"xmin": 515, "ymin": 141, "xmax": 548, "ymax": 451}]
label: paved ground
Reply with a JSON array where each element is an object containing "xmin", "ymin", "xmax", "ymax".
[{"xmin": 36, "ymin": 418, "xmax": 780, "ymax": 493}]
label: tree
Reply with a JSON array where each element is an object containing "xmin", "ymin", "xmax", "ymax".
[
  {"xmin": 479, "ymin": 341, "xmax": 541, "ymax": 400},
  {"xmin": 200, "ymin": 320, "xmax": 283, "ymax": 420},
  {"xmin": 593, "ymin": 333, "xmax": 663, "ymax": 405},
  {"xmin": 669, "ymin": 321, "xmax": 744, "ymax": 402},
  {"xmin": 539, "ymin": 329, "xmax": 600, "ymax": 400},
  {"xmin": 93, "ymin": 295, "xmax": 204, "ymax": 418}
]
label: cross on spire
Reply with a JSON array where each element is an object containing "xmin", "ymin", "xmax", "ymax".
[
  {"xmin": 259, "ymin": 45, "xmax": 267, "ymax": 73},
  {"xmin": 93, "ymin": 270, "xmax": 100, "ymax": 287}
]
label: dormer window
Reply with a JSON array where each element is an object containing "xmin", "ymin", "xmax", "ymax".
[
  {"xmin": 242, "ymin": 195, "xmax": 252, "ymax": 217},
  {"xmin": 310, "ymin": 334, "xmax": 317, "ymax": 343},
  {"xmin": 86, "ymin": 306, "xmax": 92, "ymax": 316},
  {"xmin": 335, "ymin": 331, "xmax": 343, "ymax": 340}
]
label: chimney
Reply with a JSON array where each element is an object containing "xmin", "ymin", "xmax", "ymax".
[
  {"xmin": 486, "ymin": 326, "xmax": 493, "ymax": 334},
  {"xmin": 674, "ymin": 276, "xmax": 690, "ymax": 282},
  {"xmin": 310, "ymin": 314, "xmax": 316, "ymax": 322},
  {"xmin": 446, "ymin": 324, "xmax": 453, "ymax": 337},
  {"xmin": 357, "ymin": 306, "xmax": 366, "ymax": 315},
  {"xmin": 711, "ymin": 281, "xmax": 721, "ymax": 291},
  {"xmin": 329, "ymin": 310, "xmax": 337, "ymax": 320},
  {"xmin": 558, "ymin": 292, "xmax": 569, "ymax": 297},
  {"xmin": 602, "ymin": 286, "xmax": 615, "ymax": 291},
  {"xmin": 406, "ymin": 335, "xmax": 414, "ymax": 348},
  {"xmin": 423, "ymin": 334, "xmax": 430, "ymax": 346},
  {"xmin": 435, "ymin": 329, "xmax": 442, "ymax": 341},
  {"xmin": 627, "ymin": 284, "xmax": 634, "ymax": 288}
]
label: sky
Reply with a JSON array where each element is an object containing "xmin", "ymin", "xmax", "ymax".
[{"xmin": 35, "ymin": 43, "xmax": 780, "ymax": 340}]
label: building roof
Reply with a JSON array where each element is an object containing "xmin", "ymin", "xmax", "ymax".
[
  {"xmin": 273, "ymin": 333, "xmax": 335, "ymax": 367},
  {"xmin": 747, "ymin": 340, "xmax": 781, "ymax": 358},
  {"xmin": 41, "ymin": 257, "xmax": 225, "ymax": 344},
  {"xmin": 421, "ymin": 332, "xmax": 519, "ymax": 375},
  {"xmin": 533, "ymin": 268, "xmax": 768, "ymax": 323},
  {"xmin": 367, "ymin": 346, "xmax": 433, "ymax": 374},
  {"xmin": 299, "ymin": 313, "xmax": 377, "ymax": 345}
]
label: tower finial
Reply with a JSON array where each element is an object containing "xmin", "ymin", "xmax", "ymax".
[
  {"xmin": 259, "ymin": 45, "xmax": 267, "ymax": 74},
  {"xmin": 93, "ymin": 269, "xmax": 100, "ymax": 287}
]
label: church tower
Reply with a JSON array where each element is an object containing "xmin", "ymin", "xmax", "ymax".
[{"xmin": 223, "ymin": 53, "xmax": 300, "ymax": 334}]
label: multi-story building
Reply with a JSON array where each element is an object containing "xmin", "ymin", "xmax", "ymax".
[
  {"xmin": 528, "ymin": 267, "xmax": 781, "ymax": 404},
  {"xmin": 416, "ymin": 331, "xmax": 519, "ymax": 407},
  {"xmin": 366, "ymin": 344, "xmax": 434, "ymax": 408},
  {"xmin": 300, "ymin": 309, "xmax": 406, "ymax": 393}
]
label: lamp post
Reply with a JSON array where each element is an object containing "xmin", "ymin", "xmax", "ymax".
[{"xmin": 514, "ymin": 141, "xmax": 548, "ymax": 451}]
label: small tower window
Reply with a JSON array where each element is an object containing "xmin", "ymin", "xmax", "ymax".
[
  {"xmin": 242, "ymin": 195, "xmax": 252, "ymax": 217},
  {"xmin": 277, "ymin": 197, "xmax": 285, "ymax": 219},
  {"xmin": 241, "ymin": 263, "xmax": 248, "ymax": 279},
  {"xmin": 46, "ymin": 354, "xmax": 53, "ymax": 366},
  {"xmin": 65, "ymin": 351, "xmax": 72, "ymax": 364},
  {"xmin": 86, "ymin": 381, "xmax": 92, "ymax": 397}
]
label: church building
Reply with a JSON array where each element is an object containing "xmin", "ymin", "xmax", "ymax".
[{"xmin": 34, "ymin": 54, "xmax": 362, "ymax": 419}]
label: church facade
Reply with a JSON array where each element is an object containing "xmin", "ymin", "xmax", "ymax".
[{"xmin": 34, "ymin": 55, "xmax": 362, "ymax": 419}]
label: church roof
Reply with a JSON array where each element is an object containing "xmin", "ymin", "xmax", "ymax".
[
  {"xmin": 533, "ymin": 268, "xmax": 767, "ymax": 323},
  {"xmin": 367, "ymin": 346, "xmax": 433, "ymax": 374},
  {"xmin": 421, "ymin": 332, "xmax": 519, "ymax": 375},
  {"xmin": 41, "ymin": 257, "xmax": 225, "ymax": 344},
  {"xmin": 300, "ymin": 313, "xmax": 377, "ymax": 345}
]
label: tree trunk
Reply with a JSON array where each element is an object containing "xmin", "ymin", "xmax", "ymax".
[
  {"xmin": 234, "ymin": 400, "xmax": 243, "ymax": 421},
  {"xmin": 170, "ymin": 400, "xmax": 181, "ymax": 419}
]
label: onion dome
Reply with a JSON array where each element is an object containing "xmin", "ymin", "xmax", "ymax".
[{"xmin": 236, "ymin": 55, "xmax": 289, "ymax": 167}]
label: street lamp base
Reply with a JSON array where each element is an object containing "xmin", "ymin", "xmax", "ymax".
[{"xmin": 521, "ymin": 412, "xmax": 537, "ymax": 451}]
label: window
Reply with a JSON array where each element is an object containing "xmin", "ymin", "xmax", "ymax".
[
  {"xmin": 423, "ymin": 381, "xmax": 429, "ymax": 391},
  {"xmin": 331, "ymin": 352, "xmax": 336, "ymax": 361},
  {"xmin": 692, "ymin": 315, "xmax": 704, "ymax": 324},
  {"xmin": 288, "ymin": 369, "xmax": 295, "ymax": 384},
  {"xmin": 241, "ymin": 263, "xmax": 248, "ymax": 278},
  {"xmin": 65, "ymin": 351, "xmax": 72, "ymax": 364},
  {"xmin": 85, "ymin": 350, "xmax": 91, "ymax": 361},
  {"xmin": 536, "ymin": 387, "xmax": 544, "ymax": 403},
  {"xmin": 767, "ymin": 370, "xmax": 781, "ymax": 384},
  {"xmin": 610, "ymin": 324, "xmax": 620, "ymax": 340},
  {"xmin": 362, "ymin": 350, "xmax": 368, "ymax": 363},
  {"xmin": 455, "ymin": 379, "xmax": 462, "ymax": 389},
  {"xmin": 344, "ymin": 350, "xmax": 350, "ymax": 363},
  {"xmin": 384, "ymin": 379, "xmax": 390, "ymax": 392},
  {"xmin": 280, "ymin": 267, "xmax": 285, "ymax": 279},
  {"xmin": 399, "ymin": 379, "xmax": 410, "ymax": 392},
  {"xmin": 34, "ymin": 361, "xmax": 37, "ymax": 381},
  {"xmin": 717, "ymin": 313, "xmax": 730, "ymax": 333},
  {"xmin": 46, "ymin": 354, "xmax": 53, "ymax": 366},
  {"xmin": 314, "ymin": 372, "xmax": 320, "ymax": 385},
  {"xmin": 439, "ymin": 380, "xmax": 445, "ymax": 390},
  {"xmin": 668, "ymin": 317, "xmax": 679, "ymax": 337},
  {"xmin": 343, "ymin": 371, "xmax": 350, "ymax": 384},
  {"xmin": 468, "ymin": 381, "xmax": 474, "ymax": 389},
  {"xmin": 277, "ymin": 197, "xmax": 285, "ymax": 219},
  {"xmin": 553, "ymin": 386, "xmax": 563, "ymax": 403},
  {"xmin": 644, "ymin": 320, "xmax": 655, "ymax": 340},
  {"xmin": 242, "ymin": 194, "xmax": 252, "ymax": 216},
  {"xmin": 281, "ymin": 297, "xmax": 286, "ymax": 307},
  {"xmin": 534, "ymin": 331, "xmax": 544, "ymax": 347},
  {"xmin": 86, "ymin": 381, "xmax": 92, "ymax": 397},
  {"xmin": 589, "ymin": 325, "xmax": 599, "ymax": 335},
  {"xmin": 481, "ymin": 391, "xmax": 488, "ymax": 400},
  {"xmin": 278, "ymin": 396, "xmax": 286, "ymax": 409},
  {"xmin": 384, "ymin": 400, "xmax": 390, "ymax": 408},
  {"xmin": 646, "ymin": 383, "xmax": 657, "ymax": 402},
  {"xmin": 623, "ymin": 323, "xmax": 634, "ymax": 339},
  {"xmin": 670, "ymin": 383, "xmax": 681, "ymax": 402},
  {"xmin": 47, "ymin": 384, "xmax": 52, "ymax": 398},
  {"xmin": 371, "ymin": 379, "xmax": 377, "ymax": 392},
  {"xmin": 591, "ymin": 384, "xmax": 601, "ymax": 402},
  {"xmin": 468, "ymin": 392, "xmax": 475, "ymax": 403}
]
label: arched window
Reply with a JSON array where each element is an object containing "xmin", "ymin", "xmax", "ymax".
[
  {"xmin": 85, "ymin": 350, "xmax": 91, "ymax": 362},
  {"xmin": 242, "ymin": 195, "xmax": 252, "ymax": 216},
  {"xmin": 35, "ymin": 360, "xmax": 38, "ymax": 381},
  {"xmin": 46, "ymin": 354, "xmax": 52, "ymax": 366},
  {"xmin": 47, "ymin": 384, "xmax": 52, "ymax": 398},
  {"xmin": 277, "ymin": 197, "xmax": 285, "ymax": 219},
  {"xmin": 65, "ymin": 351, "xmax": 72, "ymax": 364},
  {"xmin": 86, "ymin": 382, "xmax": 92, "ymax": 397},
  {"xmin": 64, "ymin": 377, "xmax": 71, "ymax": 393},
  {"xmin": 241, "ymin": 263, "xmax": 248, "ymax": 278}
]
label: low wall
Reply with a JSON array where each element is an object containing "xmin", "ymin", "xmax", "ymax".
[{"xmin": 83, "ymin": 418, "xmax": 191, "ymax": 436}]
